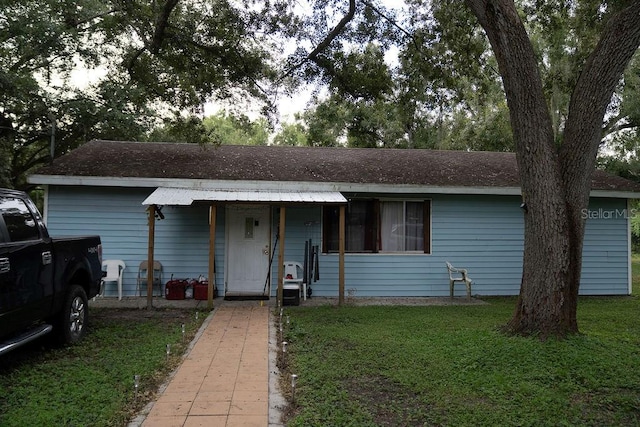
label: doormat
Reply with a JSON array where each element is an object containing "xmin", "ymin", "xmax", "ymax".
[{"xmin": 224, "ymin": 295, "xmax": 269, "ymax": 301}]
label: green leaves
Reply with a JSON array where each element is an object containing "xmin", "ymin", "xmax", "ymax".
[
  {"xmin": 0, "ymin": 0, "xmax": 296, "ymax": 189},
  {"xmin": 3, "ymin": 0, "xmax": 640, "ymax": 188}
]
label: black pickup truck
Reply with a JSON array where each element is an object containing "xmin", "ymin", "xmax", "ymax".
[{"xmin": 0, "ymin": 188, "xmax": 102, "ymax": 355}]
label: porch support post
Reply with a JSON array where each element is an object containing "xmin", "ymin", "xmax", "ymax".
[
  {"xmin": 146, "ymin": 204, "xmax": 156, "ymax": 310},
  {"xmin": 339, "ymin": 204, "xmax": 345, "ymax": 305},
  {"xmin": 208, "ymin": 204, "xmax": 217, "ymax": 311},
  {"xmin": 277, "ymin": 206, "xmax": 286, "ymax": 307}
]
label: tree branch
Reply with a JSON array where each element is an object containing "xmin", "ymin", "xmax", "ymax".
[
  {"xmin": 465, "ymin": 0, "xmax": 554, "ymax": 154},
  {"xmin": 559, "ymin": 2, "xmax": 640, "ymax": 190},
  {"xmin": 280, "ymin": 0, "xmax": 356, "ymax": 81},
  {"xmin": 360, "ymin": 0, "xmax": 411, "ymax": 40},
  {"xmin": 307, "ymin": 0, "xmax": 356, "ymax": 63},
  {"xmin": 361, "ymin": 0, "xmax": 432, "ymax": 59},
  {"xmin": 149, "ymin": 0, "xmax": 180, "ymax": 54},
  {"xmin": 603, "ymin": 112, "xmax": 639, "ymax": 137},
  {"xmin": 67, "ymin": 8, "xmax": 120, "ymax": 29},
  {"xmin": 126, "ymin": 0, "xmax": 181, "ymax": 75}
]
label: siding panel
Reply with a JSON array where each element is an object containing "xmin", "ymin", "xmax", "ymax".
[
  {"xmin": 45, "ymin": 187, "xmax": 631, "ymax": 298},
  {"xmin": 46, "ymin": 186, "xmax": 226, "ymax": 297}
]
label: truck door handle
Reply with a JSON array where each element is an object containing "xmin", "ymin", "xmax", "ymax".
[
  {"xmin": 42, "ymin": 251, "xmax": 52, "ymax": 265},
  {"xmin": 0, "ymin": 257, "xmax": 9, "ymax": 273}
]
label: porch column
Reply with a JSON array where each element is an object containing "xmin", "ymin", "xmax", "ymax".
[
  {"xmin": 277, "ymin": 206, "xmax": 286, "ymax": 307},
  {"xmin": 146, "ymin": 204, "xmax": 156, "ymax": 310},
  {"xmin": 339, "ymin": 204, "xmax": 345, "ymax": 305},
  {"xmin": 208, "ymin": 204, "xmax": 217, "ymax": 310}
]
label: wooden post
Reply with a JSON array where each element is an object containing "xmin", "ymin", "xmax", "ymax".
[
  {"xmin": 339, "ymin": 204, "xmax": 345, "ymax": 305},
  {"xmin": 146, "ymin": 205, "xmax": 156, "ymax": 310},
  {"xmin": 208, "ymin": 205, "xmax": 217, "ymax": 311},
  {"xmin": 277, "ymin": 206, "xmax": 286, "ymax": 307}
]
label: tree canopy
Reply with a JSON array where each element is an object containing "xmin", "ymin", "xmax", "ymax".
[
  {"xmin": 0, "ymin": 0, "xmax": 291, "ymax": 189},
  {"xmin": 297, "ymin": 1, "xmax": 640, "ymax": 154},
  {"xmin": 3, "ymin": 0, "xmax": 640, "ymax": 187}
]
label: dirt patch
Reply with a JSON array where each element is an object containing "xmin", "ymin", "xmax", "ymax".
[
  {"xmin": 571, "ymin": 388, "xmax": 640, "ymax": 425},
  {"xmin": 343, "ymin": 375, "xmax": 439, "ymax": 426}
]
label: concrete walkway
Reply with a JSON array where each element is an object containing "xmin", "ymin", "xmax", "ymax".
[{"xmin": 136, "ymin": 304, "xmax": 273, "ymax": 427}]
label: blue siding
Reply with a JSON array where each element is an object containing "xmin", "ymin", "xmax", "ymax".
[
  {"xmin": 46, "ymin": 186, "xmax": 225, "ymax": 297},
  {"xmin": 582, "ymin": 198, "xmax": 629, "ymax": 295},
  {"xmin": 268, "ymin": 195, "xmax": 629, "ymax": 297},
  {"xmin": 45, "ymin": 186, "xmax": 631, "ymax": 298},
  {"xmin": 279, "ymin": 195, "xmax": 525, "ymax": 298}
]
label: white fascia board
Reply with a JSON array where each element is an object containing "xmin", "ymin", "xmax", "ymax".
[
  {"xmin": 28, "ymin": 174, "xmax": 522, "ymax": 195},
  {"xmin": 330, "ymin": 183, "xmax": 522, "ymax": 196},
  {"xmin": 27, "ymin": 174, "xmax": 640, "ymax": 198},
  {"xmin": 589, "ymin": 190, "xmax": 640, "ymax": 199},
  {"xmin": 29, "ymin": 175, "xmax": 184, "ymax": 188}
]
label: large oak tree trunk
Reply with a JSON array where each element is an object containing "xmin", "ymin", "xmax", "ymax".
[{"xmin": 465, "ymin": 0, "xmax": 640, "ymax": 338}]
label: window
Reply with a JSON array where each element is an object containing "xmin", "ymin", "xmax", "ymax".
[
  {"xmin": 380, "ymin": 201, "xmax": 425, "ymax": 252},
  {"xmin": 0, "ymin": 197, "xmax": 40, "ymax": 242},
  {"xmin": 323, "ymin": 200, "xmax": 376, "ymax": 252},
  {"xmin": 323, "ymin": 199, "xmax": 431, "ymax": 253}
]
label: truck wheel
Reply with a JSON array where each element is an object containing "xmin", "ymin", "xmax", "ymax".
[{"xmin": 57, "ymin": 285, "xmax": 89, "ymax": 345}]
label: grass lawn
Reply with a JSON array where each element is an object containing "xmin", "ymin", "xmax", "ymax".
[
  {"xmin": 2, "ymin": 261, "xmax": 639, "ymax": 426},
  {"xmin": 0, "ymin": 308, "xmax": 204, "ymax": 426},
  {"xmin": 279, "ymin": 265, "xmax": 640, "ymax": 426}
]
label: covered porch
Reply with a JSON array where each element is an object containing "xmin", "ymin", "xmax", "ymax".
[{"xmin": 140, "ymin": 187, "xmax": 348, "ymax": 310}]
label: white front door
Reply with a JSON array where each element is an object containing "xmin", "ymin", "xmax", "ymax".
[{"xmin": 225, "ymin": 205, "xmax": 271, "ymax": 296}]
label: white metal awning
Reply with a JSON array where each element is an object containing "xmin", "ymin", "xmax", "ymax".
[{"xmin": 142, "ymin": 187, "xmax": 347, "ymax": 206}]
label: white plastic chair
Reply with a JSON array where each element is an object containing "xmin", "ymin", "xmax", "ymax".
[
  {"xmin": 101, "ymin": 260, "xmax": 126, "ymax": 300},
  {"xmin": 283, "ymin": 261, "xmax": 307, "ymax": 301},
  {"xmin": 446, "ymin": 261, "xmax": 472, "ymax": 300}
]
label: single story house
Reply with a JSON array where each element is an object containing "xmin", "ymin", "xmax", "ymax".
[{"xmin": 28, "ymin": 139, "xmax": 640, "ymax": 302}]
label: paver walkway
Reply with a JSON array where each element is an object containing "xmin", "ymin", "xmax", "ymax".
[
  {"xmin": 111, "ymin": 297, "xmax": 480, "ymax": 426},
  {"xmin": 140, "ymin": 305, "xmax": 270, "ymax": 427}
]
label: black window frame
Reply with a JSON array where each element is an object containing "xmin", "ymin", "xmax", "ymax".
[{"xmin": 322, "ymin": 199, "xmax": 431, "ymax": 254}]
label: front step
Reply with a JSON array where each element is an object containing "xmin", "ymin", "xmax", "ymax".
[{"xmin": 0, "ymin": 324, "xmax": 53, "ymax": 356}]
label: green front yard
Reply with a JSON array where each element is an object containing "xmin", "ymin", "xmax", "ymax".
[
  {"xmin": 280, "ymin": 268, "xmax": 640, "ymax": 426},
  {"xmin": 0, "ymin": 308, "xmax": 203, "ymax": 426},
  {"xmin": 1, "ymin": 262, "xmax": 639, "ymax": 426}
]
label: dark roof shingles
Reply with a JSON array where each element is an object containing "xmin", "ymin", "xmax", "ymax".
[{"xmin": 34, "ymin": 140, "xmax": 640, "ymax": 192}]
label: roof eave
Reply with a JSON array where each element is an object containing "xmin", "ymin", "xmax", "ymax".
[
  {"xmin": 27, "ymin": 174, "xmax": 640, "ymax": 198},
  {"xmin": 589, "ymin": 190, "xmax": 640, "ymax": 199}
]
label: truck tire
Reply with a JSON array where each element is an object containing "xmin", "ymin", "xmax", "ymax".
[{"xmin": 56, "ymin": 285, "xmax": 89, "ymax": 345}]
